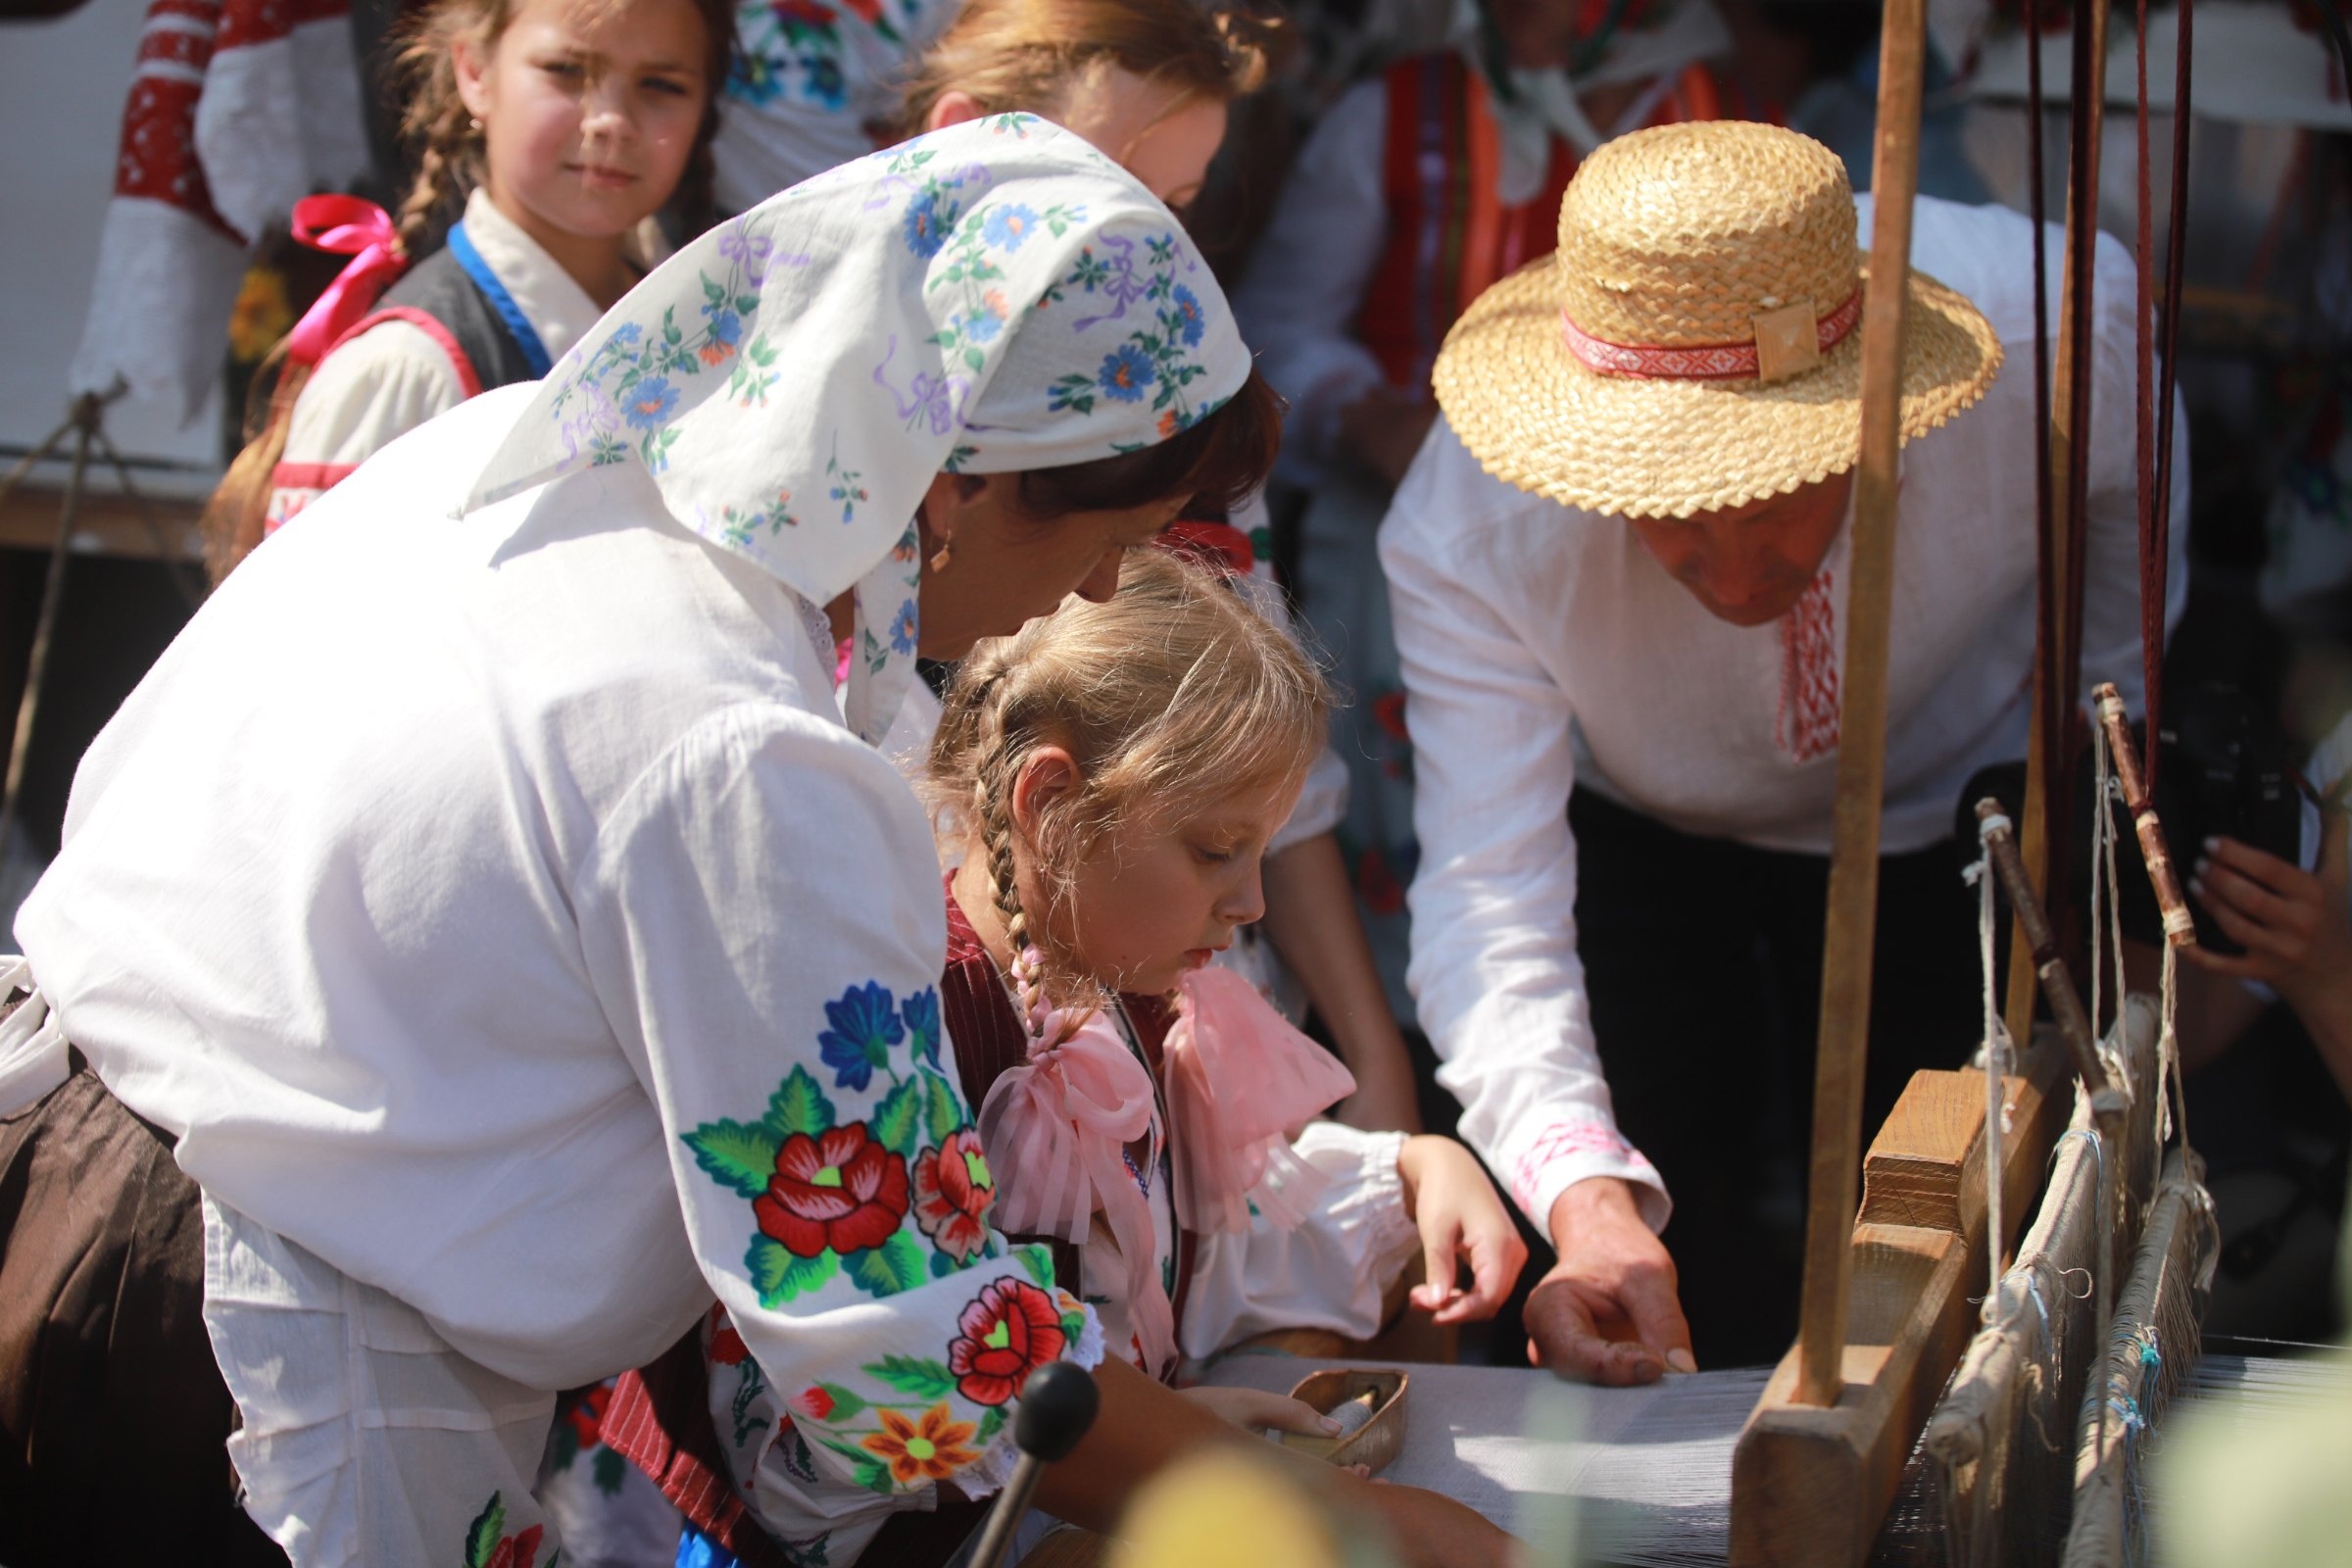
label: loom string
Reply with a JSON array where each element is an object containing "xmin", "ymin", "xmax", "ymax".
[{"xmin": 1970, "ymin": 815, "xmax": 2017, "ymax": 1318}]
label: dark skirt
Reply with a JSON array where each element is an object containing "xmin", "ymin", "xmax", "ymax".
[{"xmin": 0, "ymin": 1052, "xmax": 283, "ymax": 1566}]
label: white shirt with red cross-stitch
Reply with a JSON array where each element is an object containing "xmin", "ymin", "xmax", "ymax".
[{"xmin": 1379, "ymin": 193, "xmax": 2190, "ymax": 1237}]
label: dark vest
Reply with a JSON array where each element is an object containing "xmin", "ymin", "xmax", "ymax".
[{"xmin": 330, "ymin": 246, "xmax": 544, "ymax": 394}]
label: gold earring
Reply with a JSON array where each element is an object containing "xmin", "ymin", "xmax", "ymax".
[
  {"xmin": 928, "ymin": 537, "xmax": 955, "ymax": 573},
  {"xmin": 467, "ymin": 116, "xmax": 483, "ymax": 131}
]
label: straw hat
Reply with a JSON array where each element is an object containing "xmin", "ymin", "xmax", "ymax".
[{"xmin": 1432, "ymin": 121, "xmax": 2003, "ymax": 520}]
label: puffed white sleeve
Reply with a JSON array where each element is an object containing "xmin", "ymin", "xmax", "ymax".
[
  {"xmin": 1178, "ymin": 1124, "xmax": 1418, "ymax": 1358},
  {"xmin": 1231, "ymin": 79, "xmax": 1395, "ymax": 486},
  {"xmin": 267, "ymin": 319, "xmax": 469, "ymax": 529},
  {"xmin": 2076, "ymin": 227, "xmax": 2189, "ymax": 715},
  {"xmin": 1380, "ymin": 424, "xmax": 1670, "ymax": 1236},
  {"xmin": 575, "ymin": 702, "xmax": 1102, "ymax": 1558}
]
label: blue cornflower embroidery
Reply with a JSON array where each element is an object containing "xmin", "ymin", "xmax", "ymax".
[
  {"xmin": 1170, "ymin": 284, "xmax": 1205, "ymax": 348},
  {"xmin": 890, "ymin": 599, "xmax": 918, "ymax": 656},
  {"xmin": 624, "ymin": 376, "xmax": 680, "ymax": 428},
  {"xmin": 1098, "ymin": 344, "xmax": 1153, "ymax": 403},
  {"xmin": 982, "ymin": 204, "xmax": 1038, "ymax": 252},
  {"xmin": 703, "ymin": 306, "xmax": 744, "ymax": 346},
  {"xmin": 817, "ymin": 981, "xmax": 904, "ymax": 1091},
  {"xmin": 903, "ymin": 191, "xmax": 958, "ymax": 259},
  {"xmin": 901, "ymin": 987, "xmax": 942, "ymax": 1067}
]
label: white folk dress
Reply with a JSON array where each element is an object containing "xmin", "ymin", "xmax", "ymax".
[
  {"xmin": 10, "ymin": 387, "xmax": 1093, "ymax": 1565},
  {"xmin": 1380, "ymin": 196, "xmax": 2192, "ymax": 1234}
]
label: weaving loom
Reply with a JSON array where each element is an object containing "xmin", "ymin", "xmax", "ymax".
[{"xmin": 1196, "ymin": 1348, "xmax": 2345, "ymax": 1567}]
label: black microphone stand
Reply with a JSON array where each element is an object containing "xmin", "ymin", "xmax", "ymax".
[{"xmin": 966, "ymin": 1360, "xmax": 1101, "ymax": 1568}]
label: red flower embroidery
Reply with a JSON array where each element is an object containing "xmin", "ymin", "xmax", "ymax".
[
  {"xmin": 794, "ymin": 1385, "xmax": 835, "ymax": 1420},
  {"xmin": 487, "ymin": 1526, "xmax": 543, "ymax": 1568},
  {"xmin": 773, "ymin": 0, "xmax": 832, "ymax": 22},
  {"xmin": 708, "ymin": 1305, "xmax": 750, "ymax": 1367},
  {"xmin": 913, "ymin": 1128, "xmax": 995, "ymax": 1263},
  {"xmin": 562, "ymin": 1382, "xmax": 612, "ymax": 1449},
  {"xmin": 947, "ymin": 1278, "xmax": 1066, "ymax": 1406},
  {"xmin": 753, "ymin": 1122, "xmax": 910, "ymax": 1257},
  {"xmin": 838, "ymin": 0, "xmax": 883, "ymax": 21}
]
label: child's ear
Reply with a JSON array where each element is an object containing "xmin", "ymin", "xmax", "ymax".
[
  {"xmin": 1008, "ymin": 746, "xmax": 1080, "ymax": 843},
  {"xmin": 452, "ymin": 32, "xmax": 497, "ymax": 122},
  {"xmin": 926, "ymin": 90, "xmax": 986, "ymax": 133}
]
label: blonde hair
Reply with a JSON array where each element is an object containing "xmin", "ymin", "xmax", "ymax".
[
  {"xmin": 892, "ymin": 0, "xmax": 1272, "ymax": 143},
  {"xmin": 929, "ymin": 547, "xmax": 1328, "ymax": 1015}
]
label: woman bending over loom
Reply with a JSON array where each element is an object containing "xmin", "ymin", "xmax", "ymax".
[{"xmin": 616, "ymin": 547, "xmax": 1523, "ymax": 1565}]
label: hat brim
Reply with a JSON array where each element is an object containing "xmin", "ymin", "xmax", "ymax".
[{"xmin": 1432, "ymin": 255, "xmax": 2004, "ymax": 519}]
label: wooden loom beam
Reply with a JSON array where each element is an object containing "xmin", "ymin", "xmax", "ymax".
[{"xmin": 1788, "ymin": 0, "xmax": 1929, "ymax": 1417}]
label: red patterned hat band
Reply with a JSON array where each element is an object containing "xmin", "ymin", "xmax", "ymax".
[{"xmin": 1559, "ymin": 288, "xmax": 1864, "ymax": 383}]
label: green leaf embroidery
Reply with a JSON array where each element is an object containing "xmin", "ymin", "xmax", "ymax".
[
  {"xmin": 764, "ymin": 1064, "xmax": 836, "ymax": 1140},
  {"xmin": 863, "ymin": 1354, "xmax": 956, "ymax": 1400},
  {"xmin": 869, "ymin": 1077, "xmax": 923, "ymax": 1159},
  {"xmin": 848, "ymin": 1232, "xmax": 928, "ymax": 1298},
  {"xmin": 748, "ymin": 1235, "xmax": 839, "ymax": 1308},
  {"xmin": 815, "ymin": 1436, "xmax": 897, "ymax": 1495},
  {"xmin": 1060, "ymin": 1310, "xmax": 1088, "ymax": 1344},
  {"xmin": 816, "ymin": 1381, "xmax": 869, "ymax": 1420},
  {"xmin": 592, "ymin": 1445, "xmax": 627, "ymax": 1497},
  {"xmin": 1015, "ymin": 1242, "xmax": 1054, "ymax": 1288},
  {"xmin": 682, "ymin": 1118, "xmax": 783, "ymax": 1199},
  {"xmin": 465, "ymin": 1493, "xmax": 506, "ymax": 1568},
  {"xmin": 922, "ymin": 1069, "xmax": 965, "ymax": 1149},
  {"xmin": 975, "ymin": 1406, "xmax": 1006, "ymax": 1446}
]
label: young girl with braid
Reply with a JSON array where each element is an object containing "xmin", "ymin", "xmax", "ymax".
[
  {"xmin": 198, "ymin": 0, "xmax": 729, "ymax": 580},
  {"xmin": 629, "ymin": 549, "xmax": 1524, "ymax": 1565}
]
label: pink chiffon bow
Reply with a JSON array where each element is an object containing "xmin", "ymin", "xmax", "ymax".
[
  {"xmin": 283, "ymin": 194, "xmax": 411, "ymax": 368},
  {"xmin": 1164, "ymin": 966, "xmax": 1359, "ymax": 1236},
  {"xmin": 977, "ymin": 963, "xmax": 1175, "ymax": 1372}
]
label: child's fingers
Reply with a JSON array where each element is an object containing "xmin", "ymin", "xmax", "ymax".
[
  {"xmin": 1440, "ymin": 1222, "xmax": 1528, "ymax": 1324},
  {"xmin": 1224, "ymin": 1389, "xmax": 1344, "ymax": 1437}
]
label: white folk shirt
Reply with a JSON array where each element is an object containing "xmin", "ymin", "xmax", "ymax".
[
  {"xmin": 1379, "ymin": 195, "xmax": 2190, "ymax": 1234},
  {"xmin": 265, "ymin": 188, "xmax": 615, "ymax": 528},
  {"xmin": 12, "ymin": 385, "xmax": 1092, "ymax": 1554}
]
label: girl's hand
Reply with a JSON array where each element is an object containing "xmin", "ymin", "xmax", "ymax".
[
  {"xmin": 2184, "ymin": 818, "xmax": 2352, "ymax": 1008},
  {"xmin": 1396, "ymin": 1135, "xmax": 1528, "ymax": 1325},
  {"xmin": 1180, "ymin": 1385, "xmax": 1345, "ymax": 1440}
]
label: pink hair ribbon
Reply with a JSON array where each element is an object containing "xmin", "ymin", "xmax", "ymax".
[
  {"xmin": 1163, "ymin": 966, "xmax": 1358, "ymax": 1236},
  {"xmin": 283, "ymin": 194, "xmax": 411, "ymax": 368},
  {"xmin": 978, "ymin": 956, "xmax": 1175, "ymax": 1372}
]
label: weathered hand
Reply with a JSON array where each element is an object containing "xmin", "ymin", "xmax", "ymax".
[{"xmin": 1526, "ymin": 1178, "xmax": 1692, "ymax": 1386}]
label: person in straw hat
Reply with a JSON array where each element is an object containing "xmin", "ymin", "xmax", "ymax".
[{"xmin": 1380, "ymin": 119, "xmax": 2186, "ymax": 1375}]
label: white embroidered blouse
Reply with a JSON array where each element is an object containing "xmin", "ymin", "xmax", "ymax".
[
  {"xmin": 1378, "ymin": 195, "xmax": 2190, "ymax": 1232},
  {"xmin": 12, "ymin": 385, "xmax": 1095, "ymax": 1549}
]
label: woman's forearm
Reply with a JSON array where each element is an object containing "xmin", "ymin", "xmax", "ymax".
[
  {"xmin": 1259, "ymin": 832, "xmax": 1422, "ymax": 1132},
  {"xmin": 1027, "ymin": 1357, "xmax": 1295, "ymax": 1531}
]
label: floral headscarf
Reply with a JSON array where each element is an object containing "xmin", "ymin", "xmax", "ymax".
[{"xmin": 462, "ymin": 116, "xmax": 1251, "ymax": 742}]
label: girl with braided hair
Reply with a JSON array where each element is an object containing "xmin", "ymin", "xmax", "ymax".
[
  {"xmin": 635, "ymin": 548, "xmax": 1522, "ymax": 1565},
  {"xmin": 198, "ymin": 0, "xmax": 731, "ymax": 581}
]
